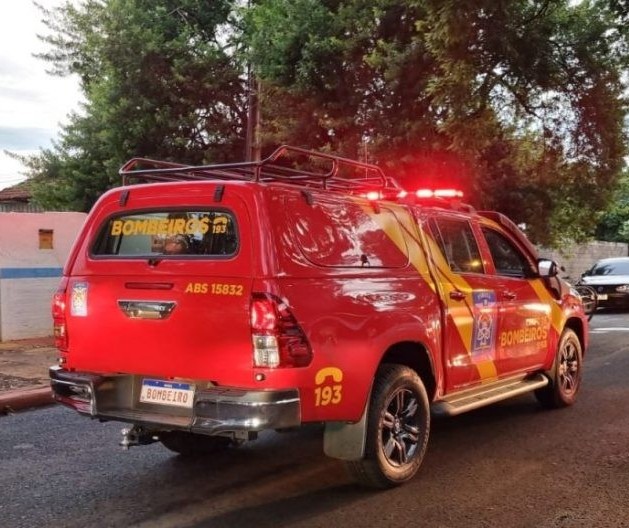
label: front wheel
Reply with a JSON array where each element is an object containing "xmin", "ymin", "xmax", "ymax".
[
  {"xmin": 346, "ymin": 364, "xmax": 430, "ymax": 489},
  {"xmin": 535, "ymin": 328, "xmax": 583, "ymax": 409}
]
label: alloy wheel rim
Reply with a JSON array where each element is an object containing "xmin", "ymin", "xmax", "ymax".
[
  {"xmin": 380, "ymin": 388, "xmax": 421, "ymax": 467},
  {"xmin": 558, "ymin": 339, "xmax": 580, "ymax": 395}
]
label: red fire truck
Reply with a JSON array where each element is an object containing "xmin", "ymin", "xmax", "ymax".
[{"xmin": 50, "ymin": 146, "xmax": 589, "ymax": 488}]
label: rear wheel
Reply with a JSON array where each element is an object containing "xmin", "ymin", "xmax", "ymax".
[
  {"xmin": 346, "ymin": 364, "xmax": 430, "ymax": 489},
  {"xmin": 159, "ymin": 431, "xmax": 232, "ymax": 456},
  {"xmin": 535, "ymin": 328, "xmax": 583, "ymax": 409}
]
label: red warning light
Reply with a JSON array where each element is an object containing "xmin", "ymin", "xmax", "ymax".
[
  {"xmin": 415, "ymin": 189, "xmax": 464, "ymax": 199},
  {"xmin": 415, "ymin": 189, "xmax": 434, "ymax": 199},
  {"xmin": 434, "ymin": 189, "xmax": 463, "ymax": 198},
  {"xmin": 359, "ymin": 186, "xmax": 409, "ymax": 202},
  {"xmin": 364, "ymin": 191, "xmax": 382, "ymax": 200}
]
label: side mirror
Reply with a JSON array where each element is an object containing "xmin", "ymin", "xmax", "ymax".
[{"xmin": 538, "ymin": 258, "xmax": 559, "ymax": 278}]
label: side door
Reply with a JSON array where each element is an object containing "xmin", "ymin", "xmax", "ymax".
[
  {"xmin": 426, "ymin": 214, "xmax": 501, "ymax": 391},
  {"xmin": 478, "ymin": 225, "xmax": 552, "ymax": 375}
]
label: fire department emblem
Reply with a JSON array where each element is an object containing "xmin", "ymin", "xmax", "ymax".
[{"xmin": 472, "ymin": 291, "xmax": 497, "ymax": 355}]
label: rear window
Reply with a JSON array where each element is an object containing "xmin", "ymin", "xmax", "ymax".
[{"xmin": 92, "ymin": 210, "xmax": 238, "ymax": 257}]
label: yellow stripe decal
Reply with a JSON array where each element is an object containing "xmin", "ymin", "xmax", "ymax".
[
  {"xmin": 529, "ymin": 279, "xmax": 564, "ymax": 333},
  {"xmin": 476, "ymin": 360, "xmax": 498, "ymax": 380}
]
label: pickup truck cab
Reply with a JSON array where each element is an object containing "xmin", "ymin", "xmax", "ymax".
[{"xmin": 50, "ymin": 146, "xmax": 589, "ymax": 488}]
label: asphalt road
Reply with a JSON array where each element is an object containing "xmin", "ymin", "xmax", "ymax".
[{"xmin": 1, "ymin": 312, "xmax": 628, "ymax": 528}]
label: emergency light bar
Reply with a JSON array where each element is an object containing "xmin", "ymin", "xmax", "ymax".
[
  {"xmin": 415, "ymin": 189, "xmax": 464, "ymax": 199},
  {"xmin": 363, "ymin": 189, "xmax": 408, "ymax": 201},
  {"xmin": 361, "ymin": 187, "xmax": 463, "ymax": 205}
]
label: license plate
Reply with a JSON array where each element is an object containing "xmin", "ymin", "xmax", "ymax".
[
  {"xmin": 597, "ymin": 294, "xmax": 608, "ymax": 300},
  {"xmin": 140, "ymin": 379, "xmax": 195, "ymax": 408}
]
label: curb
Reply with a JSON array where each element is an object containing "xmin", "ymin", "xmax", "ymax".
[{"xmin": 0, "ymin": 386, "xmax": 54, "ymax": 415}]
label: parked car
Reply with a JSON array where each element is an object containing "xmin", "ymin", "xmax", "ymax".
[{"xmin": 579, "ymin": 257, "xmax": 629, "ymax": 309}]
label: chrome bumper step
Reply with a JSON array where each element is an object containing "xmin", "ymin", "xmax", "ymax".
[{"xmin": 431, "ymin": 373, "xmax": 549, "ymax": 417}]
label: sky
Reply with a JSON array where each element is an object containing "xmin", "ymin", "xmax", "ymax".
[{"xmin": 0, "ymin": 0, "xmax": 82, "ymax": 191}]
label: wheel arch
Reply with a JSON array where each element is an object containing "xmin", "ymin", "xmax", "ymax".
[
  {"xmin": 564, "ymin": 317, "xmax": 586, "ymax": 356},
  {"xmin": 324, "ymin": 340, "xmax": 436, "ymax": 462},
  {"xmin": 379, "ymin": 341, "xmax": 437, "ymax": 402}
]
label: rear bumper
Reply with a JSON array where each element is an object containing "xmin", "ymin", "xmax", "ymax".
[{"xmin": 49, "ymin": 366, "xmax": 301, "ymax": 434}]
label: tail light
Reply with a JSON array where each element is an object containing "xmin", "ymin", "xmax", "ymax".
[
  {"xmin": 52, "ymin": 277, "xmax": 69, "ymax": 351},
  {"xmin": 250, "ymin": 293, "xmax": 312, "ymax": 368}
]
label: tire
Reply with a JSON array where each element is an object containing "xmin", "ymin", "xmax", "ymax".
[
  {"xmin": 159, "ymin": 431, "xmax": 232, "ymax": 456},
  {"xmin": 346, "ymin": 364, "xmax": 430, "ymax": 489},
  {"xmin": 535, "ymin": 328, "xmax": 583, "ymax": 409}
]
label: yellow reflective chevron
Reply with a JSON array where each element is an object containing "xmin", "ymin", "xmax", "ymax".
[{"xmin": 529, "ymin": 279, "xmax": 565, "ymax": 333}]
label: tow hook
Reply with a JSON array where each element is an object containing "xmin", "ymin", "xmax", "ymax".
[{"xmin": 120, "ymin": 425, "xmax": 158, "ymax": 450}]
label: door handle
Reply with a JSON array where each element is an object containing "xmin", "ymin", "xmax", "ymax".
[
  {"xmin": 502, "ymin": 291, "xmax": 517, "ymax": 300},
  {"xmin": 449, "ymin": 290, "xmax": 466, "ymax": 301}
]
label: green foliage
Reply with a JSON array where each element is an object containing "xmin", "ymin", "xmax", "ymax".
[
  {"xmin": 27, "ymin": 0, "xmax": 244, "ymax": 211},
  {"xmin": 245, "ymin": 0, "xmax": 628, "ymax": 245},
  {"xmin": 24, "ymin": 0, "xmax": 628, "ymax": 246},
  {"xmin": 595, "ymin": 171, "xmax": 629, "ymax": 243}
]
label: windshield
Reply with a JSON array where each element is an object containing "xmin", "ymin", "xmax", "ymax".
[{"xmin": 589, "ymin": 260, "xmax": 629, "ymax": 276}]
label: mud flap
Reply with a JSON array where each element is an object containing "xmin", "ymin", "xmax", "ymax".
[{"xmin": 323, "ymin": 403, "xmax": 368, "ymax": 461}]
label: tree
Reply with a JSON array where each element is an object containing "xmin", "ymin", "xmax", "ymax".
[
  {"xmin": 245, "ymin": 0, "xmax": 628, "ymax": 245},
  {"xmin": 595, "ymin": 171, "xmax": 629, "ymax": 243},
  {"xmin": 23, "ymin": 0, "xmax": 245, "ymax": 211},
  {"xmin": 22, "ymin": 0, "xmax": 628, "ymax": 245}
]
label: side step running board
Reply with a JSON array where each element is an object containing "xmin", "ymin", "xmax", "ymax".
[{"xmin": 431, "ymin": 373, "xmax": 549, "ymax": 417}]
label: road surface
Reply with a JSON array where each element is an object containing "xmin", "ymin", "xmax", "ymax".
[{"xmin": 1, "ymin": 312, "xmax": 628, "ymax": 528}]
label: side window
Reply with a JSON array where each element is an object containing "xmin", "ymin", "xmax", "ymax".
[
  {"xmin": 430, "ymin": 217, "xmax": 484, "ymax": 274},
  {"xmin": 287, "ymin": 195, "xmax": 408, "ymax": 268},
  {"xmin": 482, "ymin": 228, "xmax": 532, "ymax": 278}
]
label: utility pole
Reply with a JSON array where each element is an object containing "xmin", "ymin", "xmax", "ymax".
[
  {"xmin": 244, "ymin": 0, "xmax": 261, "ymax": 162},
  {"xmin": 245, "ymin": 69, "xmax": 261, "ymax": 162}
]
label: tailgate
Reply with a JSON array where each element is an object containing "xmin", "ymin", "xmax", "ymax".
[
  {"xmin": 65, "ymin": 273, "xmax": 253, "ymax": 381},
  {"xmin": 63, "ymin": 187, "xmax": 260, "ymax": 384}
]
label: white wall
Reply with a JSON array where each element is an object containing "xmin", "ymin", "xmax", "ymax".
[
  {"xmin": 0, "ymin": 277, "xmax": 61, "ymax": 340},
  {"xmin": 0, "ymin": 212, "xmax": 87, "ymax": 341}
]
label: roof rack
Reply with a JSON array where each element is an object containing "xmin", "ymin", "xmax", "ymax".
[{"xmin": 119, "ymin": 145, "xmax": 392, "ymax": 195}]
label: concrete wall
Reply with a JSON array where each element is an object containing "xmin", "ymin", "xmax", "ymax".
[
  {"xmin": 539, "ymin": 241, "xmax": 629, "ymax": 282},
  {"xmin": 0, "ymin": 212, "xmax": 87, "ymax": 341}
]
